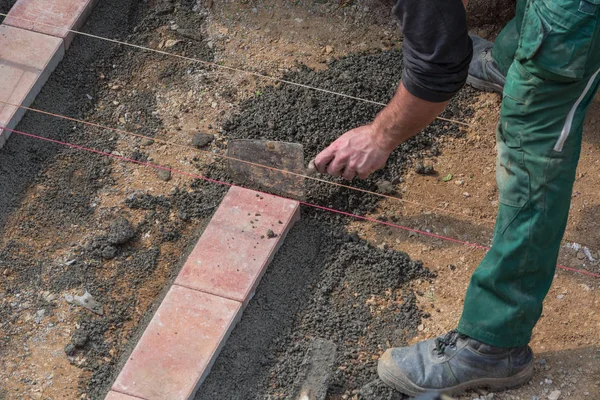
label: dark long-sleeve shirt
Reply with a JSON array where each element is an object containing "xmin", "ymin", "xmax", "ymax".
[{"xmin": 393, "ymin": 0, "xmax": 473, "ymax": 102}]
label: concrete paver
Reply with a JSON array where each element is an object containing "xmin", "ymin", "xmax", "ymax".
[
  {"xmin": 175, "ymin": 186, "xmax": 300, "ymax": 304},
  {"xmin": 0, "ymin": 25, "xmax": 64, "ymax": 146},
  {"xmin": 112, "ymin": 285, "xmax": 242, "ymax": 400},
  {"xmin": 4, "ymin": 0, "xmax": 98, "ymax": 48},
  {"xmin": 104, "ymin": 391, "xmax": 143, "ymax": 400}
]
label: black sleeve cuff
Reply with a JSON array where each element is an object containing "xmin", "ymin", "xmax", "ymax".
[
  {"xmin": 402, "ymin": 67, "xmax": 462, "ymax": 103},
  {"xmin": 392, "ymin": 0, "xmax": 472, "ymax": 103}
]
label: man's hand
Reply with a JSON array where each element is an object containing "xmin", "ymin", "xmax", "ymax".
[
  {"xmin": 314, "ymin": 124, "xmax": 392, "ymax": 180},
  {"xmin": 313, "ymin": 82, "xmax": 450, "ymax": 181}
]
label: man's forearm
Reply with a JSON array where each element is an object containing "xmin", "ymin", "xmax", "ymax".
[
  {"xmin": 313, "ymin": 0, "xmax": 470, "ymax": 180},
  {"xmin": 370, "ymin": 82, "xmax": 449, "ymax": 152}
]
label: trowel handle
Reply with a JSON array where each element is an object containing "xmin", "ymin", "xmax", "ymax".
[{"xmin": 306, "ymin": 159, "xmax": 318, "ymax": 176}]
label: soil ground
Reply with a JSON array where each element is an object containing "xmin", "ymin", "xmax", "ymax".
[
  {"xmin": 0, "ymin": 0, "xmax": 17, "ymax": 16},
  {"xmin": 0, "ymin": 1, "xmax": 599, "ymax": 400}
]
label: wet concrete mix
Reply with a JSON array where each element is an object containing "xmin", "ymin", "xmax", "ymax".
[{"xmin": 0, "ymin": 0, "xmax": 474, "ymax": 398}]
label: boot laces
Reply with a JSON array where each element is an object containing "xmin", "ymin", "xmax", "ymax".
[{"xmin": 434, "ymin": 330, "xmax": 461, "ymax": 356}]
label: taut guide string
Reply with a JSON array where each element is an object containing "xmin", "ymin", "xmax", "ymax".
[
  {"xmin": 0, "ymin": 13, "xmax": 469, "ymax": 127},
  {"xmin": 0, "ymin": 13, "xmax": 596, "ymax": 269},
  {"xmin": 0, "ymin": 100, "xmax": 591, "ymax": 248},
  {"xmin": 3, "ymin": 125, "xmax": 599, "ymax": 280},
  {"xmin": 0, "ymin": 99, "xmax": 494, "ymax": 225}
]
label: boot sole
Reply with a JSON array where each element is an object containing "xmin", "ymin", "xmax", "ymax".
[
  {"xmin": 466, "ymin": 75, "xmax": 504, "ymax": 95},
  {"xmin": 377, "ymin": 353, "xmax": 534, "ymax": 397}
]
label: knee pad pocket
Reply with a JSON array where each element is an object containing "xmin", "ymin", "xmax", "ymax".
[{"xmin": 516, "ymin": 0, "xmax": 598, "ymax": 81}]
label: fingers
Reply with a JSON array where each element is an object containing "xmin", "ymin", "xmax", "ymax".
[
  {"xmin": 342, "ymin": 167, "xmax": 356, "ymax": 181},
  {"xmin": 314, "ymin": 148, "xmax": 335, "ymax": 174},
  {"xmin": 326, "ymin": 155, "xmax": 347, "ymax": 177},
  {"xmin": 357, "ymin": 170, "xmax": 372, "ymax": 180}
]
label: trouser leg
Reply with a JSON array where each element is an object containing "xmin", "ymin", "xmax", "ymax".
[
  {"xmin": 459, "ymin": 0, "xmax": 600, "ymax": 347},
  {"xmin": 492, "ymin": 0, "xmax": 527, "ymax": 75}
]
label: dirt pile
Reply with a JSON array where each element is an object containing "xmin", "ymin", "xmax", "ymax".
[
  {"xmin": 218, "ymin": 50, "xmax": 475, "ymax": 215},
  {"xmin": 195, "ymin": 46, "xmax": 476, "ymax": 399},
  {"xmin": 0, "ymin": 0, "xmax": 223, "ymax": 398},
  {"xmin": 196, "ymin": 215, "xmax": 435, "ymax": 400}
]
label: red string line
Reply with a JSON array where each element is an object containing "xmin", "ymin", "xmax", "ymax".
[{"xmin": 3, "ymin": 126, "xmax": 600, "ymax": 279}]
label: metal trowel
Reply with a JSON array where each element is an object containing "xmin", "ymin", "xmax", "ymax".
[{"xmin": 227, "ymin": 139, "xmax": 309, "ymax": 198}]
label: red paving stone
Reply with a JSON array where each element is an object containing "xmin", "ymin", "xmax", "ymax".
[
  {"xmin": 112, "ymin": 285, "xmax": 242, "ymax": 400},
  {"xmin": 0, "ymin": 25, "xmax": 64, "ymax": 146},
  {"xmin": 175, "ymin": 186, "xmax": 300, "ymax": 304},
  {"xmin": 4, "ymin": 0, "xmax": 97, "ymax": 48},
  {"xmin": 105, "ymin": 391, "xmax": 144, "ymax": 400}
]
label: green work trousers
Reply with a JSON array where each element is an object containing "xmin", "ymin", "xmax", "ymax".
[{"xmin": 458, "ymin": 0, "xmax": 600, "ymax": 348}]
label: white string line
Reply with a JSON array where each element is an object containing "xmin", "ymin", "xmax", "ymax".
[
  {"xmin": 0, "ymin": 12, "xmax": 470, "ymax": 127},
  {"xmin": 2, "ymin": 99, "xmax": 594, "ymax": 250},
  {"xmin": 2, "ymin": 16, "xmax": 596, "ymax": 252},
  {"xmin": 0, "ymin": 98, "xmax": 492, "ymax": 224}
]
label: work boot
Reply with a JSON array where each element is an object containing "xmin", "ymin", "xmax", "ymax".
[
  {"xmin": 377, "ymin": 330, "xmax": 534, "ymax": 396},
  {"xmin": 466, "ymin": 35, "xmax": 506, "ymax": 94}
]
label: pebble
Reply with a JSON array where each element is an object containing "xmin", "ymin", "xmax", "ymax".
[
  {"xmin": 101, "ymin": 245, "xmax": 118, "ymax": 260},
  {"xmin": 72, "ymin": 291, "xmax": 104, "ymax": 315},
  {"xmin": 107, "ymin": 217, "xmax": 136, "ymax": 245},
  {"xmin": 41, "ymin": 292, "xmax": 56, "ymax": 303},
  {"xmin": 164, "ymin": 39, "xmax": 181, "ymax": 48},
  {"xmin": 64, "ymin": 343, "xmax": 76, "ymax": 357},
  {"xmin": 548, "ymin": 390, "xmax": 561, "ymax": 400},
  {"xmin": 191, "ymin": 133, "xmax": 215, "ymax": 148},
  {"xmin": 414, "ymin": 163, "xmax": 435, "ymax": 175},
  {"xmin": 141, "ymin": 138, "xmax": 154, "ymax": 146},
  {"xmin": 157, "ymin": 169, "xmax": 172, "ymax": 182},
  {"xmin": 376, "ymin": 180, "xmax": 395, "ymax": 194},
  {"xmin": 34, "ymin": 309, "xmax": 46, "ymax": 324},
  {"xmin": 306, "ymin": 159, "xmax": 318, "ymax": 176}
]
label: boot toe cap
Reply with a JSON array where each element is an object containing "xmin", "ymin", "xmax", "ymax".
[{"xmin": 377, "ymin": 348, "xmax": 425, "ymax": 397}]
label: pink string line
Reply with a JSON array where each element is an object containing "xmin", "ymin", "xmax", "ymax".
[{"xmin": 3, "ymin": 126, "xmax": 600, "ymax": 279}]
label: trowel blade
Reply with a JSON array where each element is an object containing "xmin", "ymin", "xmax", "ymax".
[
  {"xmin": 296, "ymin": 338, "xmax": 337, "ymax": 400},
  {"xmin": 227, "ymin": 139, "xmax": 306, "ymax": 199}
]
